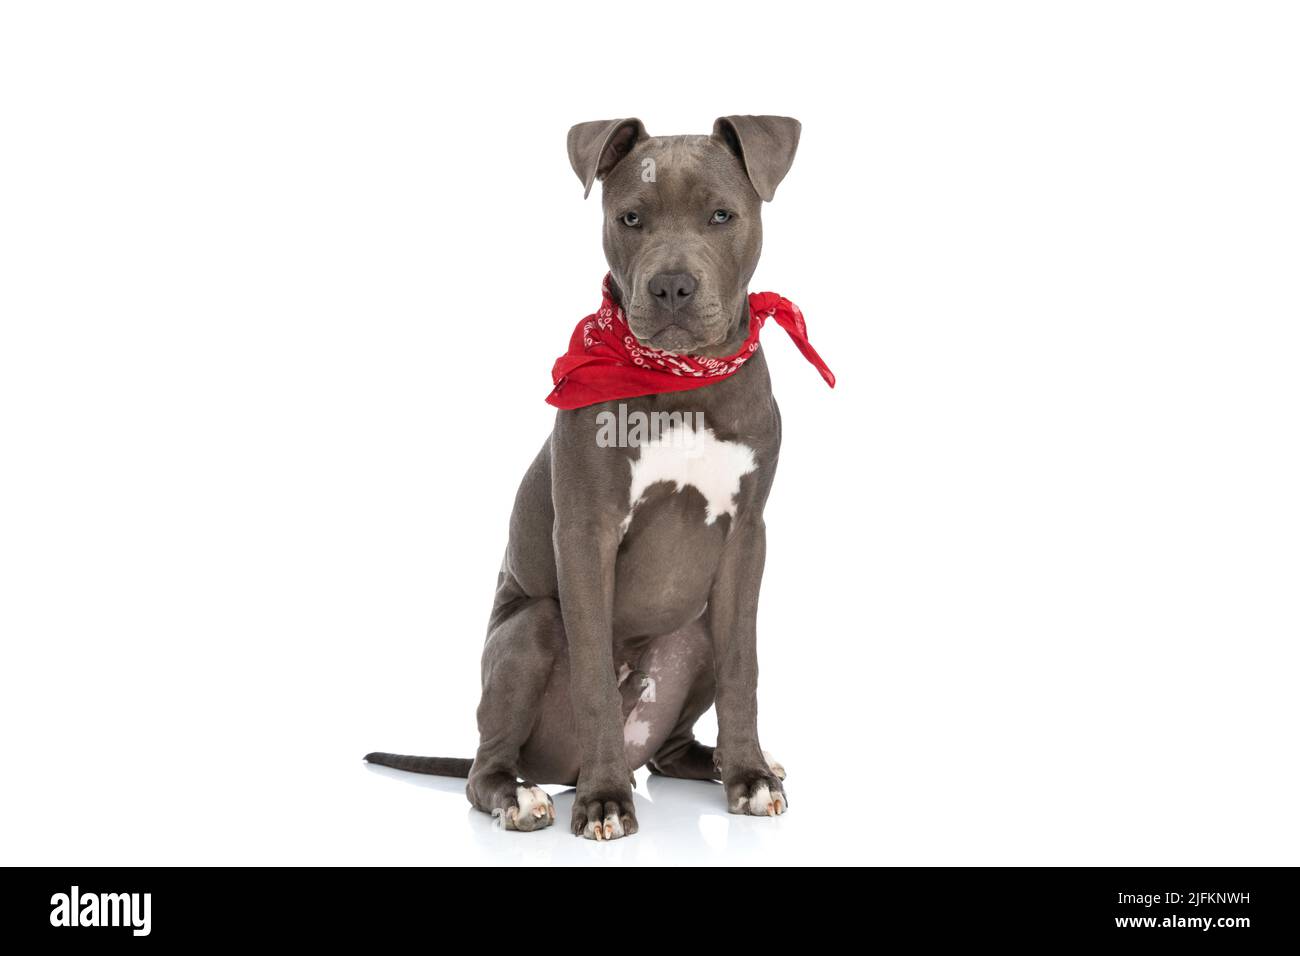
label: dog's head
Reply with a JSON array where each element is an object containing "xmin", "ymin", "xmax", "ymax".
[{"xmin": 568, "ymin": 116, "xmax": 801, "ymax": 356}]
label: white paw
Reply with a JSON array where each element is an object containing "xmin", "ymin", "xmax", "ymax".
[
  {"xmin": 493, "ymin": 786, "xmax": 556, "ymax": 832},
  {"xmin": 582, "ymin": 810, "xmax": 626, "ymax": 841},
  {"xmin": 733, "ymin": 783, "xmax": 787, "ymax": 816}
]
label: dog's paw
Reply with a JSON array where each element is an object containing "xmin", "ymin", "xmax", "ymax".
[
  {"xmin": 571, "ymin": 786, "xmax": 638, "ymax": 841},
  {"xmin": 492, "ymin": 785, "xmax": 556, "ymax": 832},
  {"xmin": 725, "ymin": 769, "xmax": 788, "ymax": 817}
]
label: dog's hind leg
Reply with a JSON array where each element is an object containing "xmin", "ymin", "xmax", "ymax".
[
  {"xmin": 642, "ymin": 619, "xmax": 787, "ymax": 784},
  {"xmin": 633, "ymin": 619, "xmax": 721, "ymax": 781},
  {"xmin": 648, "ymin": 738, "xmax": 720, "ymax": 781},
  {"xmin": 466, "ymin": 595, "xmax": 568, "ymax": 832}
]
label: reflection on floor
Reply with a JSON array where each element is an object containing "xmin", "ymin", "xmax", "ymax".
[{"xmin": 363, "ymin": 762, "xmax": 793, "ymax": 865}]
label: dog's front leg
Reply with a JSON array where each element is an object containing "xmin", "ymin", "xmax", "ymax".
[
  {"xmin": 554, "ymin": 518, "xmax": 638, "ymax": 840},
  {"xmin": 708, "ymin": 516, "xmax": 787, "ymax": 816}
]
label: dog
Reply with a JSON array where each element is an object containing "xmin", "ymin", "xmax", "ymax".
[{"xmin": 368, "ymin": 115, "xmax": 819, "ymax": 840}]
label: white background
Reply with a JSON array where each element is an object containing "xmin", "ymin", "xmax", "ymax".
[{"xmin": 2, "ymin": 2, "xmax": 1297, "ymax": 866}]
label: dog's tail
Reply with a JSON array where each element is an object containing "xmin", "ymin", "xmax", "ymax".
[{"xmin": 363, "ymin": 752, "xmax": 474, "ymax": 777}]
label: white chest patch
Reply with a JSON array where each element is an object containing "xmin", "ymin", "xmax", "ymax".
[{"xmin": 623, "ymin": 423, "xmax": 757, "ymax": 530}]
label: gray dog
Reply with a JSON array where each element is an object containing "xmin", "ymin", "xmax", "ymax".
[{"xmin": 367, "ymin": 115, "xmax": 817, "ymax": 840}]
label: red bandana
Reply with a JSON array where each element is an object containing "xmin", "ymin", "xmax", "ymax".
[{"xmin": 547, "ymin": 275, "xmax": 836, "ymax": 410}]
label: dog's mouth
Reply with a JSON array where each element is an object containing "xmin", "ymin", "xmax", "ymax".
[
  {"xmin": 627, "ymin": 310, "xmax": 724, "ymax": 354},
  {"xmin": 640, "ymin": 323, "xmax": 699, "ymax": 353}
]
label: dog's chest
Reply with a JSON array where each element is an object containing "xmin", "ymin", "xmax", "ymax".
[{"xmin": 621, "ymin": 421, "xmax": 757, "ymax": 532}]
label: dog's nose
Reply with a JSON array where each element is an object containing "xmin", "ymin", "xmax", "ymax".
[{"xmin": 648, "ymin": 273, "xmax": 697, "ymax": 312}]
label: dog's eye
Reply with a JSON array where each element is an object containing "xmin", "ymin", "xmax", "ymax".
[
  {"xmin": 621, "ymin": 211, "xmax": 641, "ymax": 227},
  {"xmin": 710, "ymin": 209, "xmax": 732, "ymax": 224}
]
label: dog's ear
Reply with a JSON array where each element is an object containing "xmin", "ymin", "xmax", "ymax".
[
  {"xmin": 712, "ymin": 115, "xmax": 801, "ymax": 202},
  {"xmin": 567, "ymin": 118, "xmax": 647, "ymax": 199}
]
